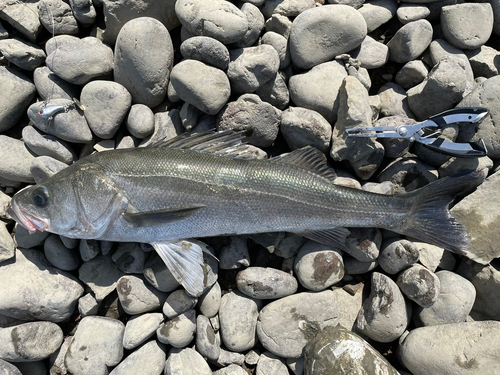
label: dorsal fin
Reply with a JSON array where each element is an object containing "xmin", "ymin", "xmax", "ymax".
[
  {"xmin": 270, "ymin": 147, "xmax": 337, "ymax": 182},
  {"xmin": 150, "ymin": 130, "xmax": 257, "ymax": 159}
]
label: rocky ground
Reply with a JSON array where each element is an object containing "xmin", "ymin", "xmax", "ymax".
[{"xmin": 0, "ymin": 0, "xmax": 500, "ymax": 374}]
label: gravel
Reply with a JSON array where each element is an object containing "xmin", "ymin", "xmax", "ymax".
[{"xmin": 0, "ymin": 1, "xmax": 499, "ymax": 374}]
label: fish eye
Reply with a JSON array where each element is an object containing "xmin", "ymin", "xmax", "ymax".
[{"xmin": 32, "ymin": 186, "xmax": 49, "ymax": 207}]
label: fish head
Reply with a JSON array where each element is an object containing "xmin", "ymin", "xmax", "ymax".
[{"xmin": 8, "ymin": 163, "xmax": 129, "ymax": 239}]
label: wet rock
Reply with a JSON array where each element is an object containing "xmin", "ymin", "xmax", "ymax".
[
  {"xmin": 180, "ymin": 36, "xmax": 230, "ymax": 70},
  {"xmin": 441, "ymin": 3, "xmax": 493, "ymax": 50},
  {"xmin": 165, "ymin": 347, "xmax": 212, "ymax": 375},
  {"xmin": 79, "ymin": 239, "xmax": 100, "ymax": 262},
  {"xmin": 349, "ymin": 35, "xmax": 389, "ymax": 69},
  {"xmin": 81, "ymin": 81, "xmax": 132, "ymax": 139},
  {"xmin": 126, "ymin": 104, "xmax": 155, "ymax": 139},
  {"xmin": 330, "ymin": 76, "xmax": 385, "ymax": 180},
  {"xmin": 22, "ymin": 126, "xmax": 76, "ymax": 164},
  {"xmin": 0, "ymin": 248, "xmax": 83, "ymax": 322},
  {"xmin": 0, "ymin": 321, "xmax": 63, "ymax": 362},
  {"xmin": 157, "ymin": 309, "xmax": 196, "ymax": 348},
  {"xmin": 0, "ymin": 66, "xmax": 36, "ymax": 132},
  {"xmin": 196, "ymin": 314, "xmax": 220, "ymax": 361},
  {"xmin": 46, "ymin": 36, "xmax": 113, "ymax": 85},
  {"xmin": 0, "ymin": 223, "xmax": 15, "ymax": 263},
  {"xmin": 294, "ymin": 240, "xmax": 344, "ymax": 291},
  {"xmin": 356, "ymin": 272, "xmax": 410, "ymax": 343},
  {"xmin": 399, "ymin": 321, "xmax": 500, "ymax": 375},
  {"xmin": 345, "ymin": 228, "xmax": 382, "ymax": 262},
  {"xmin": 397, "ymin": 264, "xmax": 440, "ymax": 308},
  {"xmin": 237, "ymin": 267, "xmax": 298, "ymax": 299},
  {"xmin": 274, "ymin": 233, "xmax": 306, "ymax": 259},
  {"xmin": 261, "ymin": 31, "xmax": 291, "ymax": 70},
  {"xmin": 175, "ymin": 0, "xmax": 248, "ymax": 44},
  {"xmin": 219, "ymin": 236, "xmax": 250, "ymax": 270},
  {"xmin": 109, "ymin": 340, "xmax": 166, "ymax": 375},
  {"xmin": 65, "ymin": 316, "xmax": 125, "ymax": 375},
  {"xmin": 304, "ymin": 326, "xmax": 400, "ymax": 375},
  {"xmin": 143, "ymin": 254, "xmax": 180, "ymax": 293},
  {"xmin": 198, "ymin": 281, "xmax": 222, "ymax": 318},
  {"xmin": 0, "ymin": 1, "xmax": 42, "ymax": 42},
  {"xmin": 281, "ymin": 107, "xmax": 332, "ymax": 153},
  {"xmin": 217, "ymin": 94, "xmax": 280, "ymax": 148},
  {"xmin": 358, "ymin": 0, "xmax": 397, "ymax": 33},
  {"xmin": 395, "ymin": 60, "xmax": 428, "ymax": 90},
  {"xmin": 38, "ymin": 0, "xmax": 78, "ymax": 35},
  {"xmin": 0, "ymin": 37, "xmax": 45, "ymax": 71},
  {"xmin": 219, "ymin": 290, "xmax": 261, "ymax": 352},
  {"xmin": 123, "ymin": 312, "xmax": 163, "ymax": 350},
  {"xmin": 171, "ymin": 59, "xmax": 230, "ymax": 115},
  {"xmin": 117, "ymin": 275, "xmax": 167, "ymax": 315},
  {"xmin": 79, "ymin": 255, "xmax": 125, "ymax": 301},
  {"xmin": 44, "ymin": 234, "xmax": 81, "ymax": 271},
  {"xmin": 289, "ymin": 5, "xmax": 366, "ymax": 70},
  {"xmin": 257, "ymin": 290, "xmax": 339, "ymax": 358},
  {"xmin": 254, "ymin": 72, "xmax": 289, "ymax": 110},
  {"xmin": 414, "ymin": 270, "xmax": 476, "ymax": 326},
  {"xmin": 378, "ymin": 238, "xmax": 419, "ymax": 274},
  {"xmin": 387, "ymin": 20, "xmax": 433, "ymax": 63}
]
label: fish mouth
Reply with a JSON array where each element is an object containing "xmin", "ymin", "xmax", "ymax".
[{"xmin": 8, "ymin": 200, "xmax": 49, "ymax": 235}]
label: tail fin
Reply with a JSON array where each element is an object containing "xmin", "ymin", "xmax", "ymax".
[{"xmin": 401, "ymin": 170, "xmax": 485, "ymax": 254}]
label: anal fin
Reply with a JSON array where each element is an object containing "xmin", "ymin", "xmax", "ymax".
[{"xmin": 298, "ymin": 227, "xmax": 350, "ymax": 250}]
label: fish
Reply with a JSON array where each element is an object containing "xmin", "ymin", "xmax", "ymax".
[{"xmin": 8, "ymin": 130, "xmax": 482, "ymax": 296}]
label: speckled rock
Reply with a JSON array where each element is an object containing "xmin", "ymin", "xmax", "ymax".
[
  {"xmin": 109, "ymin": 340, "xmax": 166, "ymax": 375},
  {"xmin": 157, "ymin": 309, "xmax": 196, "ymax": 348},
  {"xmin": 257, "ymin": 290, "xmax": 339, "ymax": 358},
  {"xmin": 397, "ymin": 264, "xmax": 440, "ymax": 308},
  {"xmin": 289, "ymin": 5, "xmax": 367, "ymax": 70},
  {"xmin": 304, "ymin": 326, "xmax": 400, "ymax": 375},
  {"xmin": 180, "ymin": 36, "xmax": 230, "ymax": 70},
  {"xmin": 165, "ymin": 347, "xmax": 212, "ymax": 375},
  {"xmin": 345, "ymin": 228, "xmax": 382, "ymax": 262},
  {"xmin": 117, "ymin": 275, "xmax": 167, "ymax": 315},
  {"xmin": 114, "ymin": 17, "xmax": 173, "ymax": 107},
  {"xmin": 236, "ymin": 267, "xmax": 298, "ymax": 299},
  {"xmin": 387, "ymin": 20, "xmax": 433, "ymax": 63},
  {"xmin": 254, "ymin": 73, "xmax": 289, "ymax": 110},
  {"xmin": 0, "ymin": 37, "xmax": 46, "ymax": 71},
  {"xmin": 378, "ymin": 238, "xmax": 419, "ymax": 274}
]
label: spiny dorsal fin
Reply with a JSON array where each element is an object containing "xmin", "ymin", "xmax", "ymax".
[
  {"xmin": 150, "ymin": 129, "xmax": 257, "ymax": 159},
  {"xmin": 270, "ymin": 147, "xmax": 337, "ymax": 182}
]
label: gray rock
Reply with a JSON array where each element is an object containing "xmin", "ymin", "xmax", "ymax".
[
  {"xmin": 220, "ymin": 290, "xmax": 261, "ymax": 352},
  {"xmin": 397, "ymin": 3, "xmax": 430, "ymax": 24},
  {"xmin": 0, "ymin": 66, "xmax": 36, "ymax": 132},
  {"xmin": 439, "ymin": 155, "xmax": 493, "ymax": 178},
  {"xmin": 356, "ymin": 272, "xmax": 410, "ymax": 343},
  {"xmin": 264, "ymin": 14, "xmax": 292, "ymax": 39},
  {"xmin": 0, "ymin": 191, "xmax": 11, "ymax": 221},
  {"xmin": 0, "ymin": 248, "xmax": 83, "ymax": 322},
  {"xmin": 214, "ymin": 364, "xmax": 248, "ymax": 375},
  {"xmin": 30, "ymin": 155, "xmax": 68, "ymax": 183},
  {"xmin": 219, "ymin": 236, "xmax": 250, "ymax": 270},
  {"xmin": 0, "ymin": 359, "xmax": 22, "ymax": 375},
  {"xmin": 397, "ymin": 264, "xmax": 440, "ymax": 308},
  {"xmin": 123, "ymin": 313, "xmax": 163, "ymax": 350},
  {"xmin": 14, "ymin": 225, "xmax": 49, "ymax": 249},
  {"xmin": 216, "ymin": 347, "xmax": 246, "ymax": 367},
  {"xmin": 143, "ymin": 253, "xmax": 180, "ymax": 293},
  {"xmin": 196, "ymin": 314, "xmax": 220, "ymax": 361},
  {"xmin": 345, "ymin": 228, "xmax": 382, "ymax": 262},
  {"xmin": 281, "ymin": 107, "xmax": 332, "ymax": 153},
  {"xmin": 79, "ymin": 254, "xmax": 125, "ymax": 302},
  {"xmin": 65, "ymin": 316, "xmax": 125, "ymax": 375},
  {"xmin": 180, "ymin": 36, "xmax": 230, "ymax": 70},
  {"xmin": 163, "ymin": 290, "xmax": 198, "ymax": 319},
  {"xmin": 387, "ymin": 20, "xmax": 433, "ymax": 63},
  {"xmin": 412, "ymin": 240, "xmax": 456, "ymax": 272},
  {"xmin": 236, "ymin": 267, "xmax": 298, "ymax": 299},
  {"xmin": 164, "ymin": 347, "xmax": 212, "ymax": 375},
  {"xmin": 139, "ymin": 109, "xmax": 184, "ymax": 148},
  {"xmin": 414, "ymin": 270, "xmax": 476, "ymax": 326},
  {"xmin": 274, "ymin": 233, "xmax": 306, "ymax": 259},
  {"xmin": 304, "ymin": 326, "xmax": 400, "ymax": 375},
  {"xmin": 256, "ymin": 351, "xmax": 288, "ymax": 375},
  {"xmin": 157, "ymin": 309, "xmax": 196, "ymax": 348},
  {"xmin": 46, "ymin": 36, "xmax": 113, "ymax": 85},
  {"xmin": 117, "ymin": 275, "xmax": 167, "ymax": 315},
  {"xmin": 289, "ymin": 60, "xmax": 347, "ymax": 124},
  {"xmin": 257, "ymin": 290, "xmax": 339, "ymax": 358},
  {"xmin": 450, "ymin": 170, "xmax": 500, "ymax": 264},
  {"xmin": 466, "ymin": 45, "xmax": 500, "ymax": 78},
  {"xmin": 38, "ymin": 0, "xmax": 79, "ymax": 35},
  {"xmin": 399, "ymin": 321, "xmax": 500, "ymax": 375},
  {"xmin": 0, "ymin": 223, "xmax": 15, "ymax": 263},
  {"xmin": 395, "ymin": 60, "xmax": 428, "ymax": 89},
  {"xmin": 344, "ymin": 256, "xmax": 378, "ymax": 275},
  {"xmin": 171, "ymin": 59, "xmax": 230, "ymax": 115},
  {"xmin": 33, "ymin": 66, "xmax": 79, "ymax": 101},
  {"xmin": 217, "ymin": 93, "xmax": 280, "ymax": 148},
  {"xmin": 377, "ymin": 157, "xmax": 438, "ymax": 193},
  {"xmin": 457, "ymin": 76, "xmax": 500, "ymax": 158},
  {"xmin": 22, "ymin": 126, "xmax": 76, "ymax": 164},
  {"xmin": 378, "ymin": 82, "xmax": 414, "ymax": 118},
  {"xmin": 330, "ymin": 76, "xmax": 385, "ymax": 180},
  {"xmin": 101, "ymin": 0, "xmax": 178, "ymax": 45},
  {"xmin": 246, "ymin": 350, "xmax": 260, "ymax": 366},
  {"xmin": 69, "ymin": 0, "xmax": 96, "ymax": 26},
  {"xmin": 79, "ymin": 239, "xmax": 100, "ymax": 262},
  {"xmin": 78, "ymin": 293, "xmax": 99, "ymax": 317},
  {"xmin": 261, "ymin": 0, "xmax": 315, "ymax": 18},
  {"xmin": 109, "ymin": 340, "xmax": 166, "ymax": 375},
  {"xmin": 112, "ymin": 242, "xmax": 146, "ymax": 274},
  {"xmin": 198, "ymin": 281, "xmax": 221, "ymax": 318},
  {"xmin": 261, "ymin": 32, "xmax": 291, "ymax": 70},
  {"xmin": 175, "ymin": 0, "xmax": 248, "ymax": 44},
  {"xmin": 0, "ymin": 1, "xmax": 42, "ymax": 42},
  {"xmin": 236, "ymin": 3, "xmax": 264, "ymax": 48},
  {"xmin": 379, "ymin": 238, "xmax": 419, "ymax": 274},
  {"xmin": 332, "ymin": 285, "xmax": 364, "ymax": 331},
  {"xmin": 294, "ymin": 240, "xmax": 344, "ymax": 292},
  {"xmin": 408, "ymin": 56, "xmax": 474, "ymax": 120},
  {"xmin": 114, "ymin": 18, "xmax": 173, "ymax": 108},
  {"xmin": 81, "ymin": 81, "xmax": 132, "ymax": 139},
  {"xmin": 44, "ymin": 234, "xmax": 80, "ymax": 271},
  {"xmin": 179, "ymin": 102, "xmax": 201, "ymax": 131},
  {"xmin": 254, "ymin": 72, "xmax": 289, "ymax": 110},
  {"xmin": 126, "ymin": 104, "xmax": 155, "ymax": 139},
  {"xmin": 349, "ymin": 35, "xmax": 389, "ymax": 69},
  {"xmin": 374, "ymin": 117, "xmax": 414, "ymax": 158},
  {"xmin": 28, "ymin": 99, "xmax": 93, "ymax": 143},
  {"xmin": 441, "ymin": 3, "xmax": 493, "ymax": 50},
  {"xmin": 0, "ymin": 37, "xmax": 45, "ymax": 71},
  {"xmin": 227, "ymin": 45, "xmax": 280, "ymax": 94},
  {"xmin": 358, "ymin": 0, "xmax": 398, "ymax": 33}
]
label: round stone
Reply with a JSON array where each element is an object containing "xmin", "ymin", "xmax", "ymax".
[
  {"xmin": 180, "ymin": 36, "xmax": 230, "ymax": 70},
  {"xmin": 123, "ymin": 313, "xmax": 164, "ymax": 350},
  {"xmin": 126, "ymin": 104, "xmax": 155, "ymax": 139},
  {"xmin": 157, "ymin": 309, "xmax": 196, "ymax": 348},
  {"xmin": 109, "ymin": 340, "xmax": 166, "ymax": 375},
  {"xmin": 43, "ymin": 234, "xmax": 81, "ymax": 271},
  {"xmin": 387, "ymin": 19, "xmax": 433, "ymax": 64},
  {"xmin": 0, "ymin": 136, "xmax": 36, "ymax": 184},
  {"xmin": 236, "ymin": 267, "xmax": 298, "ymax": 299},
  {"xmin": 163, "ymin": 290, "xmax": 198, "ymax": 319},
  {"xmin": 378, "ymin": 238, "xmax": 420, "ymax": 274},
  {"xmin": 289, "ymin": 5, "xmax": 367, "ymax": 70},
  {"xmin": 0, "ymin": 37, "xmax": 46, "ymax": 71},
  {"xmin": 197, "ymin": 281, "xmax": 222, "ymax": 318},
  {"xmin": 397, "ymin": 264, "xmax": 440, "ymax": 308},
  {"xmin": 165, "ymin": 347, "xmax": 212, "ymax": 375},
  {"xmin": 116, "ymin": 275, "xmax": 167, "ymax": 315},
  {"xmin": 22, "ymin": 126, "xmax": 76, "ymax": 164}
]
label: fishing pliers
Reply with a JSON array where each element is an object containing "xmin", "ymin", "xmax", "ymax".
[{"xmin": 345, "ymin": 107, "xmax": 489, "ymax": 158}]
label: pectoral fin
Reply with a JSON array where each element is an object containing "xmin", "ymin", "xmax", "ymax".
[
  {"xmin": 151, "ymin": 239, "xmax": 210, "ymax": 297},
  {"xmin": 123, "ymin": 205, "xmax": 205, "ymax": 227},
  {"xmin": 298, "ymin": 227, "xmax": 350, "ymax": 250}
]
